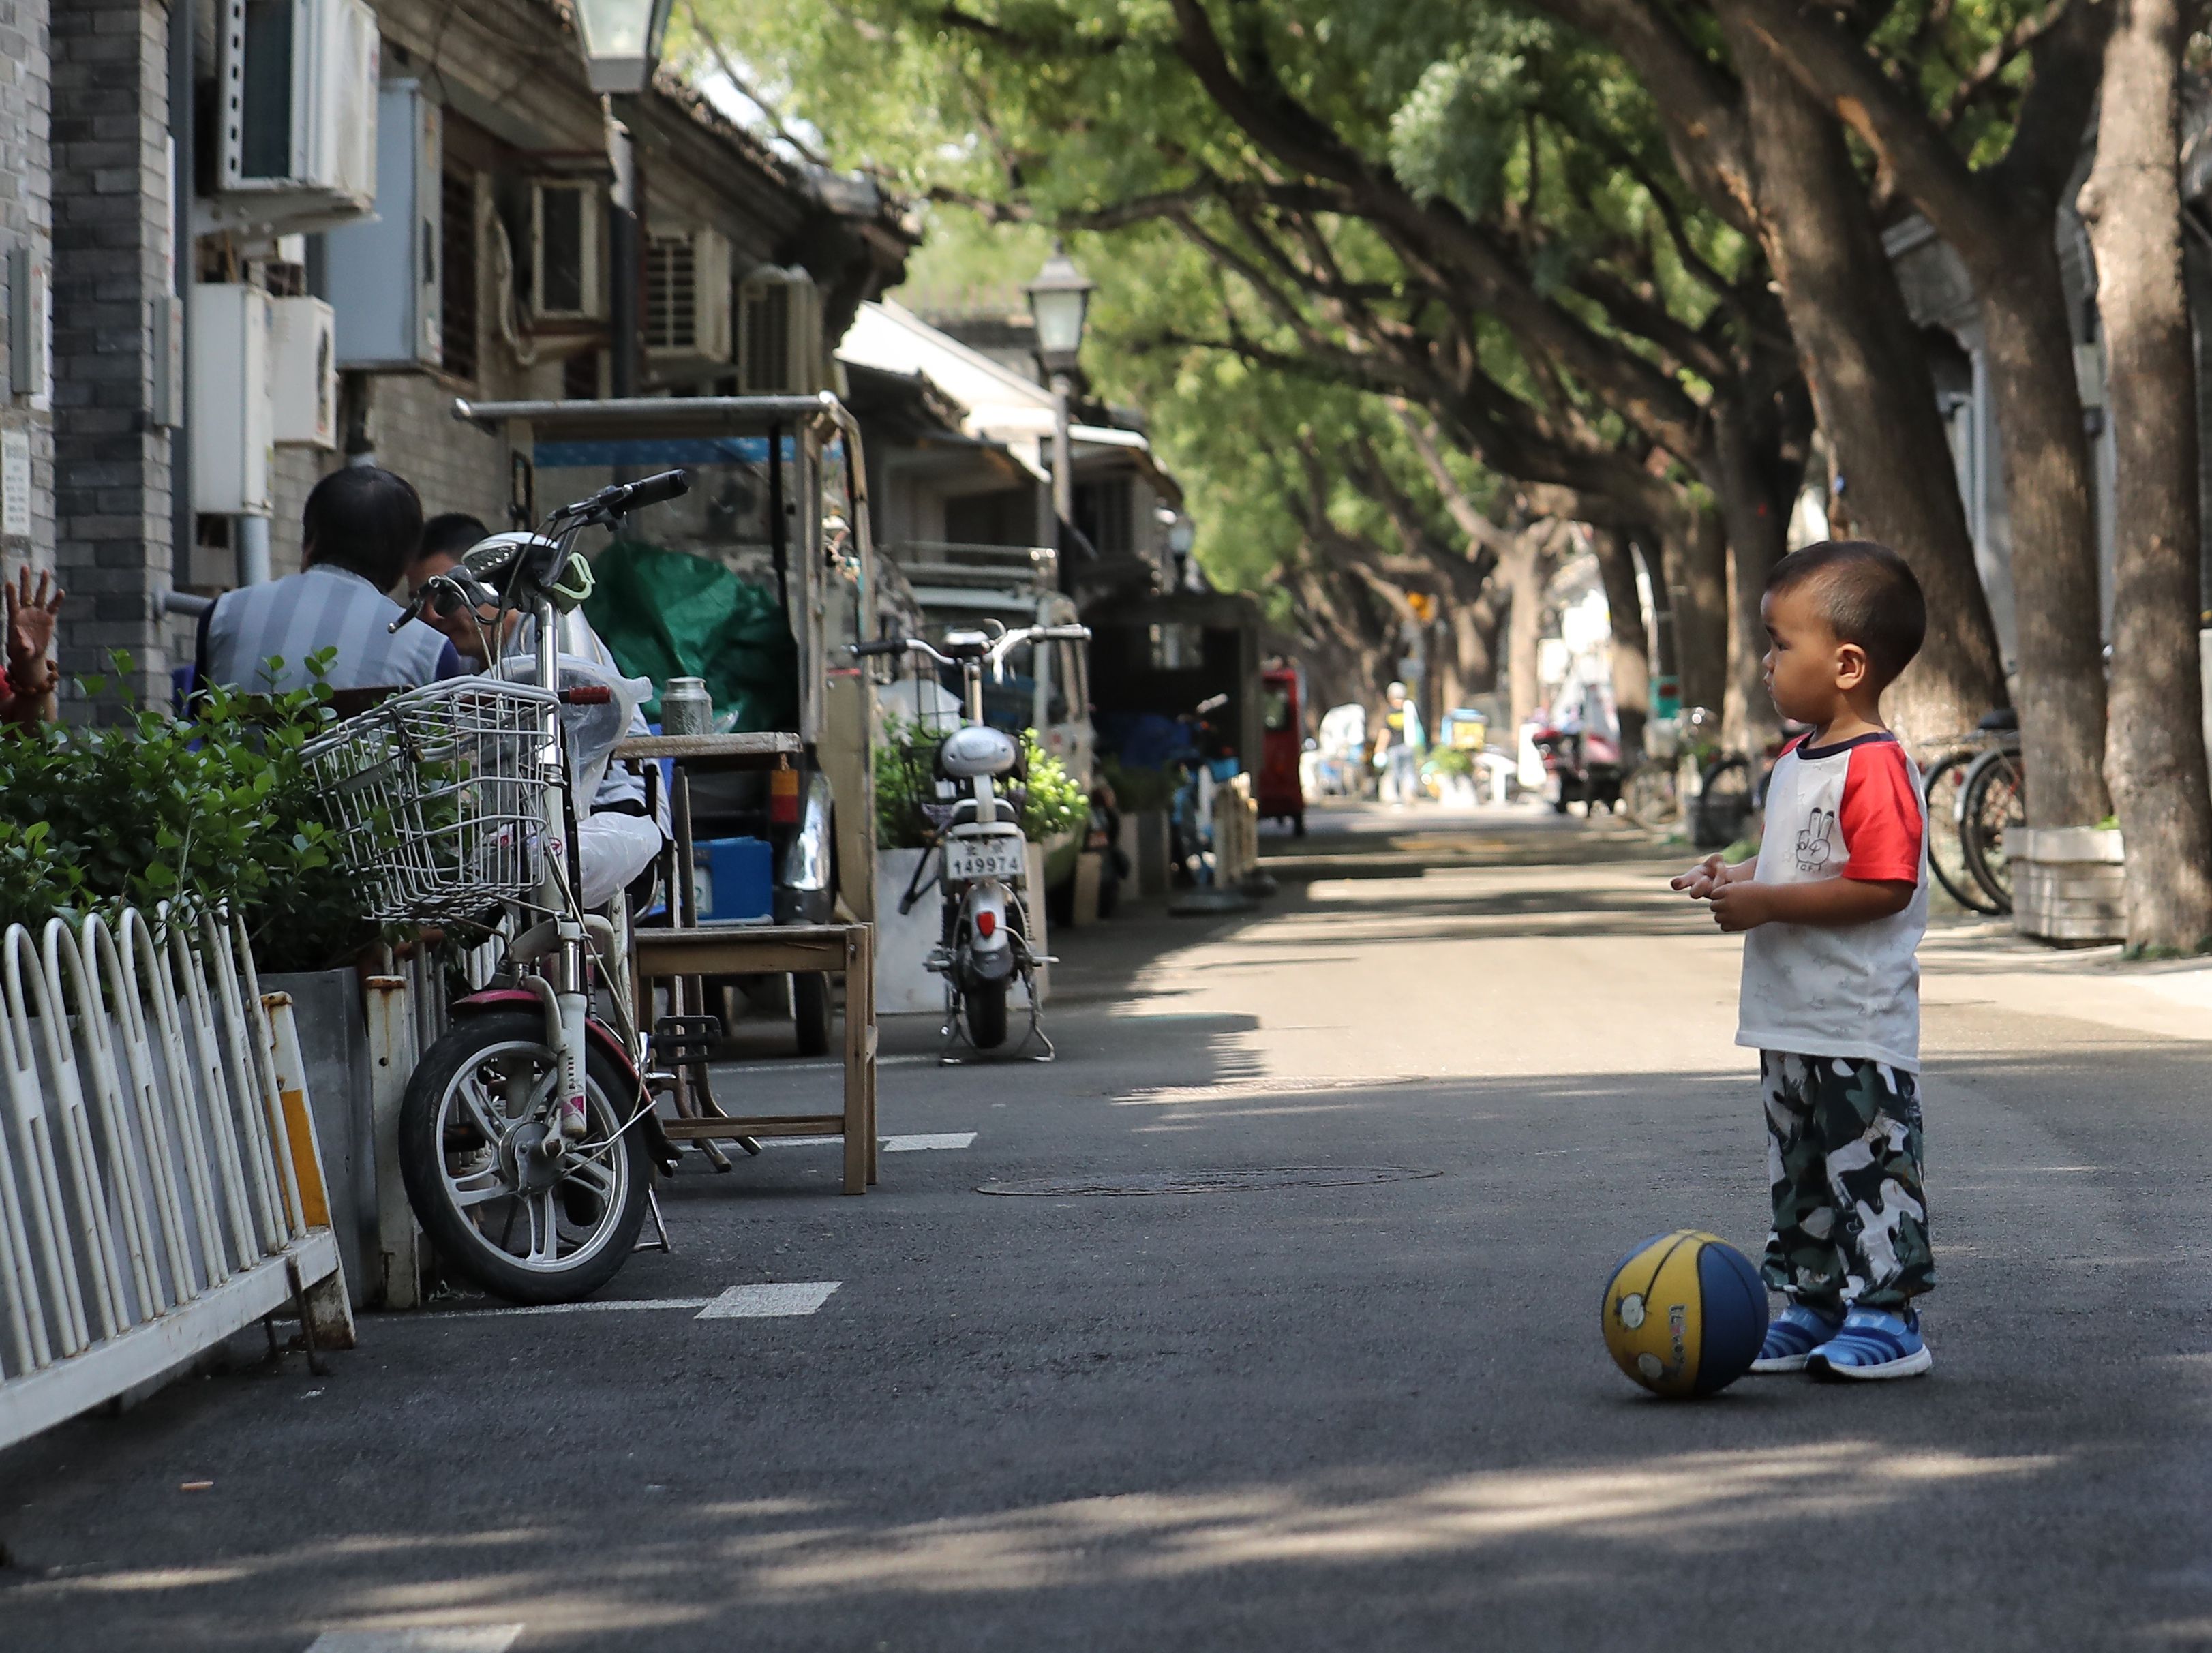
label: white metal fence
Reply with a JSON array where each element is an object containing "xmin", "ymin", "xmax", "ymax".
[{"xmin": 0, "ymin": 907, "xmax": 352, "ymax": 1449}]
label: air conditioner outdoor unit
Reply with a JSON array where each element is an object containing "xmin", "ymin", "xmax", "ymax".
[
  {"xmin": 324, "ymin": 81, "xmax": 442, "ymax": 371},
  {"xmin": 737, "ymin": 266, "xmax": 825, "ymax": 395},
  {"xmin": 530, "ymin": 180, "xmax": 606, "ymax": 324},
  {"xmin": 189, "ymin": 285, "xmax": 275, "ymax": 517},
  {"xmin": 269, "ymin": 295, "xmax": 337, "ymax": 448},
  {"xmin": 215, "ymin": 0, "xmax": 379, "ymax": 221},
  {"xmin": 645, "ymin": 226, "xmax": 733, "ymax": 364}
]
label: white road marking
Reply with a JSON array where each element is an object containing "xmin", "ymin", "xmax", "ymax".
[
  {"xmin": 305, "ymin": 1629, "xmax": 524, "ymax": 1653},
  {"xmin": 432, "ymin": 1298, "xmax": 712, "ymax": 1318},
  {"xmin": 765, "ymin": 1132, "xmax": 975, "ymax": 1151},
  {"xmin": 712, "ymin": 1055, "xmax": 931, "ymax": 1075},
  {"xmin": 694, "ymin": 1281, "xmax": 841, "ymax": 1319}
]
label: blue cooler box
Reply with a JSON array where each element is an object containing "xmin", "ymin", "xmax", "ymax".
[{"xmin": 693, "ymin": 836, "xmax": 773, "ymax": 922}]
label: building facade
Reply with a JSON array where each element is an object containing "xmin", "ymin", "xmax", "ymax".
[{"xmin": 0, "ymin": 0, "xmax": 910, "ymax": 713}]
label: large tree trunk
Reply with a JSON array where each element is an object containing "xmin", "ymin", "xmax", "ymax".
[
  {"xmin": 1502, "ymin": 528, "xmax": 1551, "ymax": 733},
  {"xmin": 1590, "ymin": 526, "xmax": 1651, "ymax": 759},
  {"xmin": 1444, "ymin": 583, "xmax": 1502, "ymax": 704},
  {"xmin": 1975, "ymin": 252, "xmax": 2113, "ymax": 826},
  {"xmin": 1660, "ymin": 507, "xmax": 1729, "ymax": 716},
  {"xmin": 1720, "ymin": 23, "xmax": 2008, "ymax": 742},
  {"xmin": 1709, "ymin": 403, "xmax": 1792, "ymax": 752},
  {"xmin": 2078, "ymin": 0, "xmax": 2212, "ymax": 953}
]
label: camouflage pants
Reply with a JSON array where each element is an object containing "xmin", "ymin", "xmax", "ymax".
[{"xmin": 1760, "ymin": 1052, "xmax": 1933, "ymax": 1311}]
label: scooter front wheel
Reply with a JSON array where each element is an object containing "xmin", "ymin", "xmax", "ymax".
[
  {"xmin": 963, "ymin": 979, "xmax": 1010, "ymax": 1050},
  {"xmin": 398, "ymin": 1010, "xmax": 652, "ymax": 1305}
]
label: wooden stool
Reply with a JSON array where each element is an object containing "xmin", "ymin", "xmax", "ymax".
[{"xmin": 631, "ymin": 924, "xmax": 879, "ymax": 1193}]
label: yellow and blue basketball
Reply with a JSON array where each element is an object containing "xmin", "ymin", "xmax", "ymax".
[{"xmin": 1601, "ymin": 1230, "xmax": 1768, "ymax": 1397}]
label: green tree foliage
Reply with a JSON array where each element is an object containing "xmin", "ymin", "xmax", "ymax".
[{"xmin": 677, "ymin": 0, "xmax": 1774, "ymax": 591}]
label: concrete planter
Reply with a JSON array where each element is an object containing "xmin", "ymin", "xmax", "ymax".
[
  {"xmin": 1122, "ymin": 810, "xmax": 1172, "ymax": 897},
  {"xmin": 1069, "ymin": 850, "xmax": 1104, "ymax": 926},
  {"xmin": 264, "ymin": 967, "xmax": 376, "ymax": 1309},
  {"xmin": 2012, "ymin": 826, "xmax": 2126, "ymax": 947},
  {"xmin": 873, "ymin": 843, "xmax": 1050, "ymax": 1014}
]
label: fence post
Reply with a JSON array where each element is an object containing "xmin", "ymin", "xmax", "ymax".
[
  {"xmin": 363, "ymin": 975, "xmax": 420, "ymax": 1310},
  {"xmin": 263, "ymin": 994, "xmax": 357, "ymax": 1349}
]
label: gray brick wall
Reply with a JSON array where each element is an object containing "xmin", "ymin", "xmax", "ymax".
[
  {"xmin": 49, "ymin": 0, "xmax": 170, "ymax": 708},
  {"xmin": 0, "ymin": 0, "xmax": 55, "ymax": 581},
  {"xmin": 262, "ymin": 376, "xmax": 519, "ymax": 583}
]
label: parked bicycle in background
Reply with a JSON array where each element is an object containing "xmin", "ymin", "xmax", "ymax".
[{"xmin": 1920, "ymin": 708, "xmax": 2023, "ymax": 915}]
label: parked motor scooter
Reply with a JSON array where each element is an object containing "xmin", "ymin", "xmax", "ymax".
[
  {"xmin": 853, "ymin": 620, "xmax": 1092, "ymax": 1059},
  {"xmin": 1530, "ymin": 718, "xmax": 1625, "ymax": 813}
]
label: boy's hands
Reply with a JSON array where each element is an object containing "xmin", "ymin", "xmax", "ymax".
[
  {"xmin": 1673, "ymin": 854, "xmax": 1777, "ymax": 931},
  {"xmin": 1707, "ymin": 879, "xmax": 1774, "ymax": 932},
  {"xmin": 1670, "ymin": 854, "xmax": 1727, "ymax": 900}
]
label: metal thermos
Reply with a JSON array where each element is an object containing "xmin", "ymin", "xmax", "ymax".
[{"xmin": 661, "ymin": 677, "xmax": 712, "ymax": 736}]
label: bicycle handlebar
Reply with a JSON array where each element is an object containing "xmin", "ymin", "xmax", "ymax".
[
  {"xmin": 847, "ymin": 624, "xmax": 1092, "ymax": 671},
  {"xmin": 551, "ymin": 469, "xmax": 691, "ymax": 525}
]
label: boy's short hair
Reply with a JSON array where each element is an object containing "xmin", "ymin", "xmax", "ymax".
[
  {"xmin": 302, "ymin": 466, "xmax": 424, "ymax": 593},
  {"xmin": 418, "ymin": 512, "xmax": 491, "ymax": 564},
  {"xmin": 1766, "ymin": 539, "xmax": 1926, "ymax": 688}
]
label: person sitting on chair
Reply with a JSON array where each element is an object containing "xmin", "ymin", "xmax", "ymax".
[{"xmin": 196, "ymin": 467, "xmax": 467, "ymax": 695}]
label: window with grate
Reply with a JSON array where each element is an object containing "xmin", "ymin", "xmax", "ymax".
[
  {"xmin": 562, "ymin": 350, "xmax": 601, "ymax": 400},
  {"xmin": 441, "ymin": 169, "xmax": 480, "ymax": 382},
  {"xmin": 645, "ymin": 232, "xmax": 696, "ymax": 353},
  {"xmin": 1074, "ymin": 476, "xmax": 1132, "ymax": 556}
]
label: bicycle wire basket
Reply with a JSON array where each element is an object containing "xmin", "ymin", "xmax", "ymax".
[{"xmin": 301, "ymin": 678, "xmax": 566, "ymax": 922}]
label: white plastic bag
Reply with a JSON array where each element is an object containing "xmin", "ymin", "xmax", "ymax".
[{"xmin": 575, "ymin": 811, "xmax": 665, "ymax": 909}]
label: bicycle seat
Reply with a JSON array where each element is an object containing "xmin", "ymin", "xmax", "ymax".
[{"xmin": 1975, "ymin": 707, "xmax": 2018, "ymax": 733}]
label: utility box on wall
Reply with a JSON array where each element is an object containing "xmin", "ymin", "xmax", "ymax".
[
  {"xmin": 270, "ymin": 296, "xmax": 337, "ymax": 448},
  {"xmin": 190, "ymin": 284, "xmax": 275, "ymax": 515},
  {"xmin": 326, "ymin": 80, "xmax": 442, "ymax": 370}
]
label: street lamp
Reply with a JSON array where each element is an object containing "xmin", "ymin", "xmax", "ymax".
[
  {"xmin": 1026, "ymin": 243, "xmax": 1095, "ymax": 551},
  {"xmin": 572, "ymin": 0, "xmax": 675, "ymax": 93},
  {"xmin": 571, "ymin": 0, "xmax": 674, "ymax": 396}
]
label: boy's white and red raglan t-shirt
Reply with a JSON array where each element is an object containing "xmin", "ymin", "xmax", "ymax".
[{"xmin": 1736, "ymin": 731, "xmax": 1930, "ymax": 1072}]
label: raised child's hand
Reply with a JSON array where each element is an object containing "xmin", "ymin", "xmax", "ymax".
[
  {"xmin": 5, "ymin": 565, "xmax": 63, "ymax": 676},
  {"xmin": 1671, "ymin": 853, "xmax": 1725, "ymax": 900}
]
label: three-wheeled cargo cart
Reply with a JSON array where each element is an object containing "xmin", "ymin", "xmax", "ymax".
[{"xmin": 454, "ymin": 393, "xmax": 881, "ymax": 1056}]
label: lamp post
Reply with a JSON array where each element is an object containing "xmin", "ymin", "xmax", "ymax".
[
  {"xmin": 1025, "ymin": 243, "xmax": 1094, "ymax": 553},
  {"xmin": 571, "ymin": 0, "xmax": 673, "ymax": 397}
]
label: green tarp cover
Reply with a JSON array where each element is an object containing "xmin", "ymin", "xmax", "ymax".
[{"xmin": 583, "ymin": 539, "xmax": 800, "ymax": 731}]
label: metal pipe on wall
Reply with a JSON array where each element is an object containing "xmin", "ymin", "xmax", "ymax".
[{"xmin": 237, "ymin": 515, "xmax": 269, "ymax": 586}]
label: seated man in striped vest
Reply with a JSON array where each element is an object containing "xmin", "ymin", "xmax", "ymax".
[{"xmin": 196, "ymin": 466, "xmax": 468, "ymax": 695}]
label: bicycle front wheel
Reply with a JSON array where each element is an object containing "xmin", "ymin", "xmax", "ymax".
[
  {"xmin": 1923, "ymin": 748, "xmax": 2001, "ymax": 914},
  {"xmin": 1959, "ymin": 748, "xmax": 2024, "ymax": 914},
  {"xmin": 398, "ymin": 1010, "xmax": 653, "ymax": 1305},
  {"xmin": 1622, "ymin": 760, "xmax": 1680, "ymax": 830},
  {"xmin": 1694, "ymin": 755, "xmax": 1753, "ymax": 849}
]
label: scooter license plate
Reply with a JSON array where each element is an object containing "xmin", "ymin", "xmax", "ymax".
[{"xmin": 945, "ymin": 839, "xmax": 1025, "ymax": 882}]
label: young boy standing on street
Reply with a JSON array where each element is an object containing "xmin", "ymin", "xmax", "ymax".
[{"xmin": 1672, "ymin": 540, "xmax": 1935, "ymax": 1380}]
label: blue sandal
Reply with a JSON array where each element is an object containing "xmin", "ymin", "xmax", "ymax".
[
  {"xmin": 1806, "ymin": 1307, "xmax": 1931, "ymax": 1380},
  {"xmin": 1751, "ymin": 1302, "xmax": 1844, "ymax": 1374}
]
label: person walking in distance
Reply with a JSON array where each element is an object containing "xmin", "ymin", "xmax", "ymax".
[
  {"xmin": 1372, "ymin": 681, "xmax": 1425, "ymax": 806},
  {"xmin": 1671, "ymin": 541, "xmax": 1935, "ymax": 1380}
]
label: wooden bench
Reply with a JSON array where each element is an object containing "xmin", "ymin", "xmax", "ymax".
[{"xmin": 615, "ymin": 733, "xmax": 877, "ymax": 1196}]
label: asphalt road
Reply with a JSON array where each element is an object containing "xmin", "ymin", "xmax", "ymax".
[{"xmin": 8, "ymin": 798, "xmax": 2212, "ymax": 1650}]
